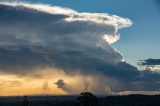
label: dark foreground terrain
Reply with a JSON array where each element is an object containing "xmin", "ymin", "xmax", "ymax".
[{"xmin": 0, "ymin": 94, "xmax": 160, "ymax": 106}]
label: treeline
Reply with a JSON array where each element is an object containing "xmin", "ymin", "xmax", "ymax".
[
  {"xmin": 0, "ymin": 94, "xmax": 160, "ymax": 106},
  {"xmin": 99, "ymin": 94, "xmax": 160, "ymax": 106}
]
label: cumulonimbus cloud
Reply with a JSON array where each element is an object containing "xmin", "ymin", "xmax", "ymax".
[
  {"xmin": 0, "ymin": 1, "xmax": 159, "ymax": 93},
  {"xmin": 0, "ymin": 1, "xmax": 132, "ymax": 72}
]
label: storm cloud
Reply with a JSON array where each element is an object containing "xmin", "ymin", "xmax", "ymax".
[
  {"xmin": 0, "ymin": 2, "xmax": 133, "ymax": 75},
  {"xmin": 138, "ymin": 58, "xmax": 160, "ymax": 66},
  {"xmin": 0, "ymin": 1, "xmax": 159, "ymax": 93}
]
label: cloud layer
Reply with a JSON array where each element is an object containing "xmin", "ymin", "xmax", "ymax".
[
  {"xmin": 139, "ymin": 58, "xmax": 160, "ymax": 66},
  {"xmin": 0, "ymin": 1, "xmax": 159, "ymax": 94},
  {"xmin": 138, "ymin": 58, "xmax": 160, "ymax": 73}
]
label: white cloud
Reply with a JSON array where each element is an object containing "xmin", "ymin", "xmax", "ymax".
[
  {"xmin": 0, "ymin": 1, "xmax": 132, "ymax": 45},
  {"xmin": 0, "ymin": 1, "xmax": 76, "ymax": 14},
  {"xmin": 103, "ymin": 34, "xmax": 120, "ymax": 44}
]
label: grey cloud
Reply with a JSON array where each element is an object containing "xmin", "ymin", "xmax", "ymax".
[
  {"xmin": 138, "ymin": 58, "xmax": 160, "ymax": 66},
  {"xmin": 54, "ymin": 79, "xmax": 65, "ymax": 89}
]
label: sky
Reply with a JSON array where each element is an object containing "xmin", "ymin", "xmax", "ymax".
[{"xmin": 0, "ymin": 0, "xmax": 160, "ymax": 96}]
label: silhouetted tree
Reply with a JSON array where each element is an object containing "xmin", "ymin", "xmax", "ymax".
[
  {"xmin": 22, "ymin": 96, "xmax": 29, "ymax": 106},
  {"xmin": 76, "ymin": 92, "xmax": 98, "ymax": 106}
]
